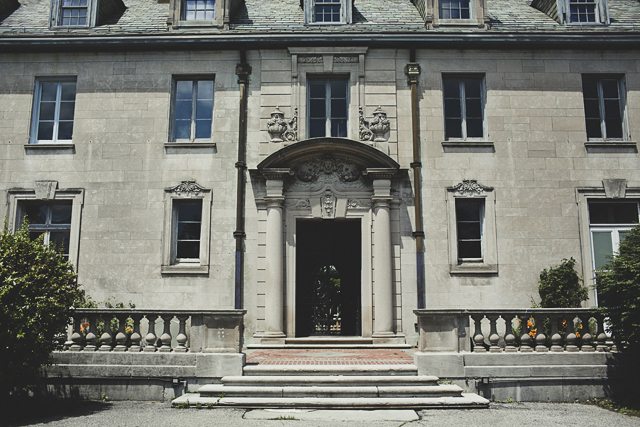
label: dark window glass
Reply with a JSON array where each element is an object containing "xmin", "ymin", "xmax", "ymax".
[
  {"xmin": 308, "ymin": 78, "xmax": 348, "ymax": 138},
  {"xmin": 440, "ymin": 0, "xmax": 470, "ymax": 19},
  {"xmin": 314, "ymin": 0, "xmax": 341, "ymax": 22},
  {"xmin": 173, "ymin": 79, "xmax": 214, "ymax": 141},
  {"xmin": 36, "ymin": 80, "xmax": 76, "ymax": 142},
  {"xmin": 582, "ymin": 76, "xmax": 624, "ymax": 141},
  {"xmin": 589, "ymin": 202, "xmax": 639, "ymax": 225},
  {"xmin": 456, "ymin": 199, "xmax": 483, "ymax": 259},
  {"xmin": 569, "ymin": 0, "xmax": 596, "ymax": 23},
  {"xmin": 176, "ymin": 201, "xmax": 202, "ymax": 259},
  {"xmin": 21, "ymin": 201, "xmax": 72, "ymax": 259},
  {"xmin": 184, "ymin": 0, "xmax": 215, "ymax": 20},
  {"xmin": 443, "ymin": 76, "xmax": 483, "ymax": 140}
]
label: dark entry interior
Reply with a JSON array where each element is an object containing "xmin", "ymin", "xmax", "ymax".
[{"xmin": 296, "ymin": 219, "xmax": 361, "ymax": 337}]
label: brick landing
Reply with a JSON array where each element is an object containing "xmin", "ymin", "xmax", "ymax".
[{"xmin": 245, "ymin": 349, "xmax": 415, "ymax": 365}]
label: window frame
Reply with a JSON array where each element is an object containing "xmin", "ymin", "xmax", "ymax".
[
  {"xmin": 169, "ymin": 76, "xmax": 215, "ymax": 143},
  {"xmin": 304, "ymin": 0, "xmax": 352, "ymax": 25},
  {"xmin": 30, "ymin": 77, "xmax": 78, "ymax": 144},
  {"xmin": 581, "ymin": 75, "xmax": 628, "ymax": 142},
  {"xmin": 51, "ymin": 0, "xmax": 96, "ymax": 28},
  {"xmin": 439, "ymin": 0, "xmax": 473, "ymax": 20},
  {"xmin": 7, "ymin": 186, "xmax": 84, "ymax": 270},
  {"xmin": 442, "ymin": 74, "xmax": 486, "ymax": 142},
  {"xmin": 162, "ymin": 181, "xmax": 211, "ymax": 275},
  {"xmin": 306, "ymin": 76, "xmax": 349, "ymax": 139},
  {"xmin": 561, "ymin": 0, "xmax": 609, "ymax": 25},
  {"xmin": 447, "ymin": 180, "xmax": 497, "ymax": 274},
  {"xmin": 424, "ymin": 0, "xmax": 488, "ymax": 28},
  {"xmin": 169, "ymin": 0, "xmax": 224, "ymax": 28}
]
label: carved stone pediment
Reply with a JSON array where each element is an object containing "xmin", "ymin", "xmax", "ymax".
[
  {"xmin": 169, "ymin": 180, "xmax": 204, "ymax": 197},
  {"xmin": 452, "ymin": 179, "xmax": 491, "ymax": 197},
  {"xmin": 294, "ymin": 153, "xmax": 363, "ymax": 184}
]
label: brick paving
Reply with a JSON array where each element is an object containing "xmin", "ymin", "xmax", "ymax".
[{"xmin": 245, "ymin": 349, "xmax": 415, "ymax": 365}]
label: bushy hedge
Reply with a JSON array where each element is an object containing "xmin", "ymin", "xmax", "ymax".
[
  {"xmin": 538, "ymin": 257, "xmax": 588, "ymax": 308},
  {"xmin": 596, "ymin": 224, "xmax": 640, "ymax": 351},
  {"xmin": 0, "ymin": 222, "xmax": 81, "ymax": 397}
]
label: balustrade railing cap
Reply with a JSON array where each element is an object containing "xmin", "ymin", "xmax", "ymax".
[
  {"xmin": 414, "ymin": 308, "xmax": 596, "ymax": 316},
  {"xmin": 73, "ymin": 308, "xmax": 246, "ymax": 316}
]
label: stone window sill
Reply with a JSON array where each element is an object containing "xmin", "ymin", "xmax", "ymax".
[
  {"xmin": 173, "ymin": 20, "xmax": 222, "ymax": 29},
  {"xmin": 450, "ymin": 263, "xmax": 498, "ymax": 275},
  {"xmin": 164, "ymin": 142, "xmax": 217, "ymax": 154},
  {"xmin": 24, "ymin": 143, "xmax": 75, "ymax": 154},
  {"xmin": 584, "ymin": 141, "xmax": 637, "ymax": 153},
  {"xmin": 442, "ymin": 141, "xmax": 494, "ymax": 153},
  {"xmin": 161, "ymin": 264, "xmax": 209, "ymax": 275},
  {"xmin": 437, "ymin": 19, "xmax": 479, "ymax": 27}
]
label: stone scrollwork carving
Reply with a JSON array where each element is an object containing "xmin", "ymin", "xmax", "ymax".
[
  {"xmin": 267, "ymin": 107, "xmax": 298, "ymax": 142},
  {"xmin": 294, "ymin": 154, "xmax": 362, "ymax": 183},
  {"xmin": 334, "ymin": 56, "xmax": 358, "ymax": 63},
  {"xmin": 298, "ymin": 56, "xmax": 323, "ymax": 63},
  {"xmin": 171, "ymin": 180, "xmax": 204, "ymax": 197},
  {"xmin": 453, "ymin": 179, "xmax": 489, "ymax": 197},
  {"xmin": 285, "ymin": 198, "xmax": 311, "ymax": 210},
  {"xmin": 359, "ymin": 106, "xmax": 390, "ymax": 143},
  {"xmin": 346, "ymin": 198, "xmax": 372, "ymax": 209}
]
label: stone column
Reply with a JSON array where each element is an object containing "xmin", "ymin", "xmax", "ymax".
[
  {"xmin": 263, "ymin": 172, "xmax": 288, "ymax": 340},
  {"xmin": 370, "ymin": 174, "xmax": 395, "ymax": 340}
]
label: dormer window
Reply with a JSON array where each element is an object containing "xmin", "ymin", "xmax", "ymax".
[
  {"xmin": 531, "ymin": 0, "xmax": 609, "ymax": 25},
  {"xmin": 440, "ymin": 0, "xmax": 471, "ymax": 20},
  {"xmin": 569, "ymin": 0, "xmax": 597, "ymax": 23},
  {"xmin": 60, "ymin": 0, "xmax": 88, "ymax": 25},
  {"xmin": 184, "ymin": 0, "xmax": 215, "ymax": 20},
  {"xmin": 418, "ymin": 0, "xmax": 488, "ymax": 29},
  {"xmin": 304, "ymin": 0, "xmax": 352, "ymax": 24},
  {"xmin": 50, "ymin": 0, "xmax": 124, "ymax": 28}
]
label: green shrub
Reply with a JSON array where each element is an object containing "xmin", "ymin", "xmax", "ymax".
[
  {"xmin": 595, "ymin": 224, "xmax": 640, "ymax": 351},
  {"xmin": 0, "ymin": 222, "xmax": 82, "ymax": 397},
  {"xmin": 538, "ymin": 258, "xmax": 589, "ymax": 308}
]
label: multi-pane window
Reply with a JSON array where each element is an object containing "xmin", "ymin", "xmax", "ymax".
[
  {"xmin": 184, "ymin": 0, "xmax": 215, "ymax": 20},
  {"xmin": 32, "ymin": 79, "xmax": 77, "ymax": 143},
  {"xmin": 443, "ymin": 76, "xmax": 484, "ymax": 140},
  {"xmin": 440, "ymin": 0, "xmax": 470, "ymax": 19},
  {"xmin": 308, "ymin": 79, "xmax": 348, "ymax": 138},
  {"xmin": 569, "ymin": 0, "xmax": 597, "ymax": 23},
  {"xmin": 589, "ymin": 202, "xmax": 638, "ymax": 270},
  {"xmin": 172, "ymin": 78, "xmax": 214, "ymax": 141},
  {"xmin": 59, "ymin": 0, "xmax": 88, "ymax": 25},
  {"xmin": 582, "ymin": 76, "xmax": 625, "ymax": 141},
  {"xmin": 455, "ymin": 199, "xmax": 483, "ymax": 260},
  {"xmin": 174, "ymin": 200, "xmax": 202, "ymax": 261},
  {"xmin": 20, "ymin": 202, "xmax": 72, "ymax": 260},
  {"xmin": 314, "ymin": 0, "xmax": 341, "ymax": 22}
]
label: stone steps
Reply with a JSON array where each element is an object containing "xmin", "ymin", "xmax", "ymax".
[
  {"xmin": 243, "ymin": 364, "xmax": 418, "ymax": 376},
  {"xmin": 219, "ymin": 375, "xmax": 440, "ymax": 386}
]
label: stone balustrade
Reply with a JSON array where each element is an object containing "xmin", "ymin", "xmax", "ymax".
[
  {"xmin": 64, "ymin": 309, "xmax": 246, "ymax": 353},
  {"xmin": 414, "ymin": 309, "xmax": 614, "ymax": 353}
]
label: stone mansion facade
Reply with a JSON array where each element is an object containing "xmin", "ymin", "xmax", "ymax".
[{"xmin": 1, "ymin": 0, "xmax": 640, "ymax": 347}]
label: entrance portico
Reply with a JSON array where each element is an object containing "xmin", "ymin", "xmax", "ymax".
[{"xmin": 252, "ymin": 138, "xmax": 406, "ymax": 344}]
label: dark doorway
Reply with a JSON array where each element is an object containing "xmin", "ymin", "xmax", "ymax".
[{"xmin": 296, "ymin": 219, "xmax": 361, "ymax": 337}]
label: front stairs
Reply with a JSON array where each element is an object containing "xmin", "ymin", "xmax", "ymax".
[{"xmin": 172, "ymin": 363, "xmax": 489, "ymax": 409}]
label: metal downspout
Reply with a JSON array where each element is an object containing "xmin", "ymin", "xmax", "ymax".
[
  {"xmin": 234, "ymin": 50, "xmax": 251, "ymax": 310},
  {"xmin": 405, "ymin": 53, "xmax": 425, "ymax": 309}
]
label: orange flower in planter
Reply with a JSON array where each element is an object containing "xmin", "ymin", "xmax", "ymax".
[{"xmin": 80, "ymin": 322, "xmax": 90, "ymax": 332}]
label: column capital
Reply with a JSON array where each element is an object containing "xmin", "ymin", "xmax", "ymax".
[
  {"xmin": 265, "ymin": 196, "xmax": 285, "ymax": 208},
  {"xmin": 371, "ymin": 196, "xmax": 393, "ymax": 208}
]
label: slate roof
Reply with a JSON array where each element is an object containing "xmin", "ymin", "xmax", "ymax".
[{"xmin": 0, "ymin": 0, "xmax": 639, "ymax": 38}]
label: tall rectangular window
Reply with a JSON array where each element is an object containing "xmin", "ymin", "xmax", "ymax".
[
  {"xmin": 440, "ymin": 0, "xmax": 470, "ymax": 19},
  {"xmin": 172, "ymin": 78, "xmax": 214, "ymax": 142},
  {"xmin": 582, "ymin": 76, "xmax": 625, "ymax": 141},
  {"xmin": 183, "ymin": 0, "xmax": 215, "ymax": 20},
  {"xmin": 31, "ymin": 79, "xmax": 77, "ymax": 143},
  {"xmin": 19, "ymin": 201, "xmax": 73, "ymax": 260},
  {"xmin": 569, "ymin": 0, "xmax": 597, "ymax": 23},
  {"xmin": 589, "ymin": 201, "xmax": 638, "ymax": 270},
  {"xmin": 456, "ymin": 199, "xmax": 483, "ymax": 260},
  {"xmin": 174, "ymin": 200, "xmax": 202, "ymax": 261},
  {"xmin": 443, "ymin": 76, "xmax": 484, "ymax": 140},
  {"xmin": 308, "ymin": 78, "xmax": 348, "ymax": 138}
]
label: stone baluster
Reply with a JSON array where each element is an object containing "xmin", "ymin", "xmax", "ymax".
[
  {"xmin": 129, "ymin": 314, "xmax": 143, "ymax": 352},
  {"xmin": 535, "ymin": 315, "xmax": 548, "ymax": 352},
  {"xmin": 69, "ymin": 317, "xmax": 83, "ymax": 351},
  {"xmin": 472, "ymin": 314, "xmax": 486, "ymax": 353},
  {"xmin": 504, "ymin": 314, "xmax": 517, "ymax": 353},
  {"xmin": 565, "ymin": 315, "xmax": 579, "ymax": 352},
  {"xmin": 488, "ymin": 315, "xmax": 501, "ymax": 353},
  {"xmin": 99, "ymin": 315, "xmax": 113, "ymax": 352},
  {"xmin": 175, "ymin": 316, "xmax": 189, "ymax": 353},
  {"xmin": 84, "ymin": 316, "xmax": 98, "ymax": 351},
  {"xmin": 550, "ymin": 315, "xmax": 563, "ymax": 352},
  {"xmin": 581, "ymin": 316, "xmax": 595, "ymax": 352},
  {"xmin": 143, "ymin": 314, "xmax": 158, "ymax": 352},
  {"xmin": 519, "ymin": 315, "xmax": 533, "ymax": 352},
  {"xmin": 159, "ymin": 315, "xmax": 173, "ymax": 352},
  {"xmin": 596, "ymin": 316, "xmax": 608, "ymax": 352},
  {"xmin": 113, "ymin": 314, "xmax": 128, "ymax": 352}
]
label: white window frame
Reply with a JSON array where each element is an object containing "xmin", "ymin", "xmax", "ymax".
[
  {"xmin": 447, "ymin": 180, "xmax": 497, "ymax": 274},
  {"xmin": 576, "ymin": 187, "xmax": 640, "ymax": 305},
  {"xmin": 442, "ymin": 74, "xmax": 486, "ymax": 142},
  {"xmin": 306, "ymin": 77, "xmax": 349, "ymax": 139},
  {"xmin": 7, "ymin": 186, "xmax": 84, "ymax": 270},
  {"xmin": 169, "ymin": 0, "xmax": 224, "ymax": 28},
  {"xmin": 424, "ymin": 0, "xmax": 488, "ymax": 28},
  {"xmin": 162, "ymin": 181, "xmax": 211, "ymax": 275},
  {"xmin": 439, "ymin": 0, "xmax": 473, "ymax": 20},
  {"xmin": 559, "ymin": 0, "xmax": 609, "ymax": 25},
  {"xmin": 581, "ymin": 75, "xmax": 628, "ymax": 142},
  {"xmin": 304, "ymin": 0, "xmax": 352, "ymax": 24},
  {"xmin": 50, "ymin": 0, "xmax": 97, "ymax": 28},
  {"xmin": 169, "ymin": 77, "xmax": 215, "ymax": 143},
  {"xmin": 30, "ymin": 77, "xmax": 78, "ymax": 144}
]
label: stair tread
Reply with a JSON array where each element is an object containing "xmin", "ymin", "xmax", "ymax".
[{"xmin": 221, "ymin": 375, "xmax": 439, "ymax": 384}]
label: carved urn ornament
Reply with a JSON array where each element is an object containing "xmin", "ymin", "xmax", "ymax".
[
  {"xmin": 359, "ymin": 106, "xmax": 390, "ymax": 143},
  {"xmin": 267, "ymin": 106, "xmax": 298, "ymax": 142}
]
